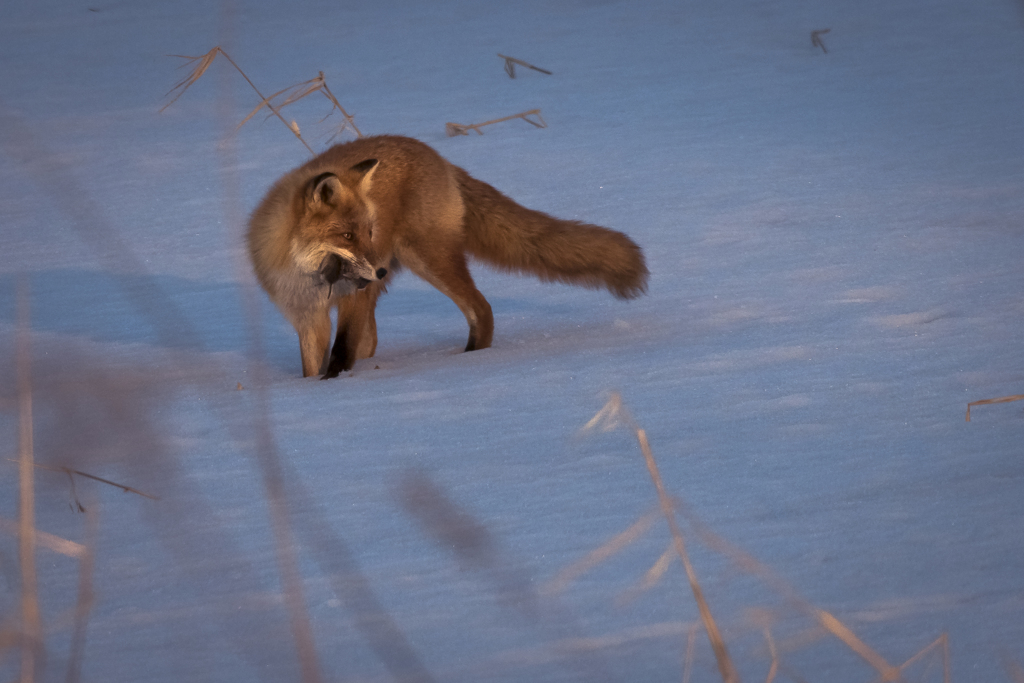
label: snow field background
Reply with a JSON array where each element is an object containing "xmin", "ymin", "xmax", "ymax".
[{"xmin": 1, "ymin": 0, "xmax": 1023, "ymax": 681}]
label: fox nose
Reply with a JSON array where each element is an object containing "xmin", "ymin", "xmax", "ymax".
[{"xmin": 375, "ymin": 267, "xmax": 388, "ymax": 280}]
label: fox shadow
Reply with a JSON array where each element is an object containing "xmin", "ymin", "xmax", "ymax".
[
  {"xmin": 0, "ymin": 269, "xmax": 567, "ymax": 373},
  {"xmin": 0, "ymin": 269, "xmax": 253, "ymax": 354}
]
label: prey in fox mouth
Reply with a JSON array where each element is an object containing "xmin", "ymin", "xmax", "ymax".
[{"xmin": 318, "ymin": 252, "xmax": 387, "ymax": 298}]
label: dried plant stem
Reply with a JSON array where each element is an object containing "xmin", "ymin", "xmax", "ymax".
[
  {"xmin": 671, "ymin": 499, "xmax": 902, "ymax": 681},
  {"xmin": 163, "ymin": 47, "xmax": 363, "ymax": 154},
  {"xmin": 0, "ymin": 518, "xmax": 86, "ymax": 558},
  {"xmin": 497, "ymin": 53, "xmax": 553, "ymax": 78},
  {"xmin": 17, "ymin": 276, "xmax": 41, "ymax": 683},
  {"xmin": 65, "ymin": 505, "xmax": 97, "ymax": 683},
  {"xmin": 682, "ymin": 623, "xmax": 697, "ymax": 683},
  {"xmin": 763, "ymin": 628, "xmax": 778, "ymax": 683},
  {"xmin": 8, "ymin": 461, "xmax": 159, "ymax": 501},
  {"xmin": 965, "ymin": 393, "xmax": 1024, "ymax": 421},
  {"xmin": 285, "ymin": 472, "xmax": 437, "ymax": 683},
  {"xmin": 875, "ymin": 633, "xmax": 949, "ymax": 683},
  {"xmin": 543, "ymin": 508, "xmax": 660, "ymax": 595},
  {"xmin": 637, "ymin": 426, "xmax": 739, "ymax": 683},
  {"xmin": 582, "ymin": 393, "xmax": 738, "ymax": 683},
  {"xmin": 615, "ymin": 540, "xmax": 674, "ymax": 605},
  {"xmin": 215, "ymin": 53, "xmax": 326, "ymax": 681},
  {"xmin": 164, "ymin": 47, "xmax": 314, "ymax": 154},
  {"xmin": 811, "ymin": 29, "xmax": 830, "ymax": 53},
  {"xmin": 235, "ymin": 71, "xmax": 362, "ymax": 143},
  {"xmin": 260, "ymin": 445, "xmax": 324, "ymax": 683},
  {"xmin": 1004, "ymin": 654, "xmax": 1024, "ymax": 683},
  {"xmin": 317, "ymin": 74, "xmax": 363, "ymax": 140},
  {"xmin": 446, "ymin": 109, "xmax": 546, "ymax": 137}
]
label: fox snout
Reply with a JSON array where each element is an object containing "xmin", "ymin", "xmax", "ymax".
[
  {"xmin": 318, "ymin": 253, "xmax": 387, "ymax": 291},
  {"xmin": 353, "ymin": 268, "xmax": 388, "ymax": 290}
]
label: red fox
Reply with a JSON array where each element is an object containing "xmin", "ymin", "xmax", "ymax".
[{"xmin": 247, "ymin": 135, "xmax": 648, "ymax": 378}]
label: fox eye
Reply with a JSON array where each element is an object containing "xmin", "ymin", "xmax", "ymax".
[{"xmin": 341, "ymin": 232, "xmax": 353, "ymax": 240}]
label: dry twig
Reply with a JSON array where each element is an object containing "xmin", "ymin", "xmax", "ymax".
[
  {"xmin": 66, "ymin": 506, "xmax": 98, "ymax": 683},
  {"xmin": 9, "ymin": 460, "xmax": 160, "ymax": 501},
  {"xmin": 965, "ymin": 393, "xmax": 1024, "ymax": 421},
  {"xmin": 236, "ymin": 70, "xmax": 362, "ymax": 143},
  {"xmin": 446, "ymin": 109, "xmax": 546, "ymax": 137},
  {"xmin": 615, "ymin": 541, "xmax": 675, "ymax": 606},
  {"xmin": 162, "ymin": 47, "xmax": 362, "ymax": 155},
  {"xmin": 811, "ymin": 29, "xmax": 831, "ymax": 54},
  {"xmin": 543, "ymin": 508, "xmax": 660, "ymax": 596},
  {"xmin": 874, "ymin": 633, "xmax": 949, "ymax": 683},
  {"xmin": 17, "ymin": 277, "xmax": 42, "ymax": 683},
  {"xmin": 1004, "ymin": 654, "xmax": 1024, "ymax": 683},
  {"xmin": 682, "ymin": 623, "xmax": 698, "ymax": 683},
  {"xmin": 498, "ymin": 53, "xmax": 552, "ymax": 78},
  {"xmin": 0, "ymin": 517, "xmax": 86, "ymax": 558},
  {"xmin": 763, "ymin": 627, "xmax": 779, "ymax": 683},
  {"xmin": 582, "ymin": 393, "xmax": 739, "ymax": 683},
  {"xmin": 670, "ymin": 497, "xmax": 903, "ymax": 682}
]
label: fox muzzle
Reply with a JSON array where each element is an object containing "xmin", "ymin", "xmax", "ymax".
[
  {"xmin": 354, "ymin": 268, "xmax": 388, "ymax": 290},
  {"xmin": 317, "ymin": 253, "xmax": 387, "ymax": 291}
]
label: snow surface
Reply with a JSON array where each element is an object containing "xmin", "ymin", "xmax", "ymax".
[{"xmin": 1, "ymin": 0, "xmax": 1023, "ymax": 681}]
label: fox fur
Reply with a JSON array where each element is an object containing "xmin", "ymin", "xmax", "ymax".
[{"xmin": 247, "ymin": 135, "xmax": 648, "ymax": 379}]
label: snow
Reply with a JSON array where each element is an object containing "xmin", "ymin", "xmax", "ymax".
[{"xmin": 1, "ymin": 0, "xmax": 1023, "ymax": 681}]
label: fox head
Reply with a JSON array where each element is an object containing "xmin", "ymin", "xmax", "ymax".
[{"xmin": 290, "ymin": 158, "xmax": 388, "ymax": 296}]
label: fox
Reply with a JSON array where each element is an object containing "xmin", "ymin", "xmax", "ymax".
[{"xmin": 247, "ymin": 135, "xmax": 648, "ymax": 379}]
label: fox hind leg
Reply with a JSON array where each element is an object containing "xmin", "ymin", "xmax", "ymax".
[{"xmin": 401, "ymin": 245, "xmax": 493, "ymax": 353}]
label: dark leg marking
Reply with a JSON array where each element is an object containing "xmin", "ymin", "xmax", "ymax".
[{"xmin": 322, "ymin": 331, "xmax": 351, "ymax": 379}]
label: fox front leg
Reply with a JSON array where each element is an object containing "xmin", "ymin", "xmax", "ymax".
[
  {"xmin": 296, "ymin": 311, "xmax": 332, "ymax": 378},
  {"xmin": 323, "ymin": 286, "xmax": 381, "ymax": 379}
]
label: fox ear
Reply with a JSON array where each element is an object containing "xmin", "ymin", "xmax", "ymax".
[
  {"xmin": 350, "ymin": 159, "xmax": 378, "ymax": 176},
  {"xmin": 349, "ymin": 158, "xmax": 378, "ymax": 191},
  {"xmin": 307, "ymin": 172, "xmax": 345, "ymax": 209}
]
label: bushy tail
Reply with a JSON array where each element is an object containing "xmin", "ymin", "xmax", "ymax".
[{"xmin": 455, "ymin": 167, "xmax": 649, "ymax": 299}]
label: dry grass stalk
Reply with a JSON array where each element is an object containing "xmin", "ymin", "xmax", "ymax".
[
  {"xmin": 763, "ymin": 627, "xmax": 778, "ymax": 683},
  {"xmin": 212, "ymin": 73, "xmax": 328, "ymax": 683},
  {"xmin": 236, "ymin": 70, "xmax": 362, "ymax": 144},
  {"xmin": 163, "ymin": 47, "xmax": 362, "ymax": 155},
  {"xmin": 965, "ymin": 393, "xmax": 1024, "ymax": 421},
  {"xmin": 65, "ymin": 505, "xmax": 98, "ymax": 683},
  {"xmin": 872, "ymin": 632, "xmax": 948, "ymax": 683},
  {"xmin": 17, "ymin": 277, "xmax": 42, "ymax": 683},
  {"xmin": 682, "ymin": 623, "xmax": 697, "ymax": 683},
  {"xmin": 615, "ymin": 541, "xmax": 676, "ymax": 607},
  {"xmin": 8, "ymin": 460, "xmax": 159, "ymax": 501},
  {"xmin": 639, "ymin": 427, "xmax": 740, "ymax": 683},
  {"xmin": 161, "ymin": 47, "xmax": 220, "ymax": 111},
  {"xmin": 0, "ymin": 517, "xmax": 86, "ymax": 558},
  {"xmin": 583, "ymin": 393, "xmax": 739, "ymax": 683},
  {"xmin": 542, "ymin": 508, "xmax": 660, "ymax": 595},
  {"xmin": 255, "ymin": 430, "xmax": 325, "ymax": 683},
  {"xmin": 770, "ymin": 626, "xmax": 828, "ymax": 656},
  {"xmin": 164, "ymin": 47, "xmax": 312, "ymax": 153},
  {"xmin": 446, "ymin": 109, "xmax": 547, "ymax": 137},
  {"xmin": 497, "ymin": 53, "xmax": 553, "ymax": 78},
  {"xmin": 670, "ymin": 499, "xmax": 903, "ymax": 681},
  {"xmin": 1004, "ymin": 655, "xmax": 1024, "ymax": 683},
  {"xmin": 581, "ymin": 394, "xmax": 925, "ymax": 682},
  {"xmin": 811, "ymin": 29, "xmax": 830, "ymax": 54}
]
